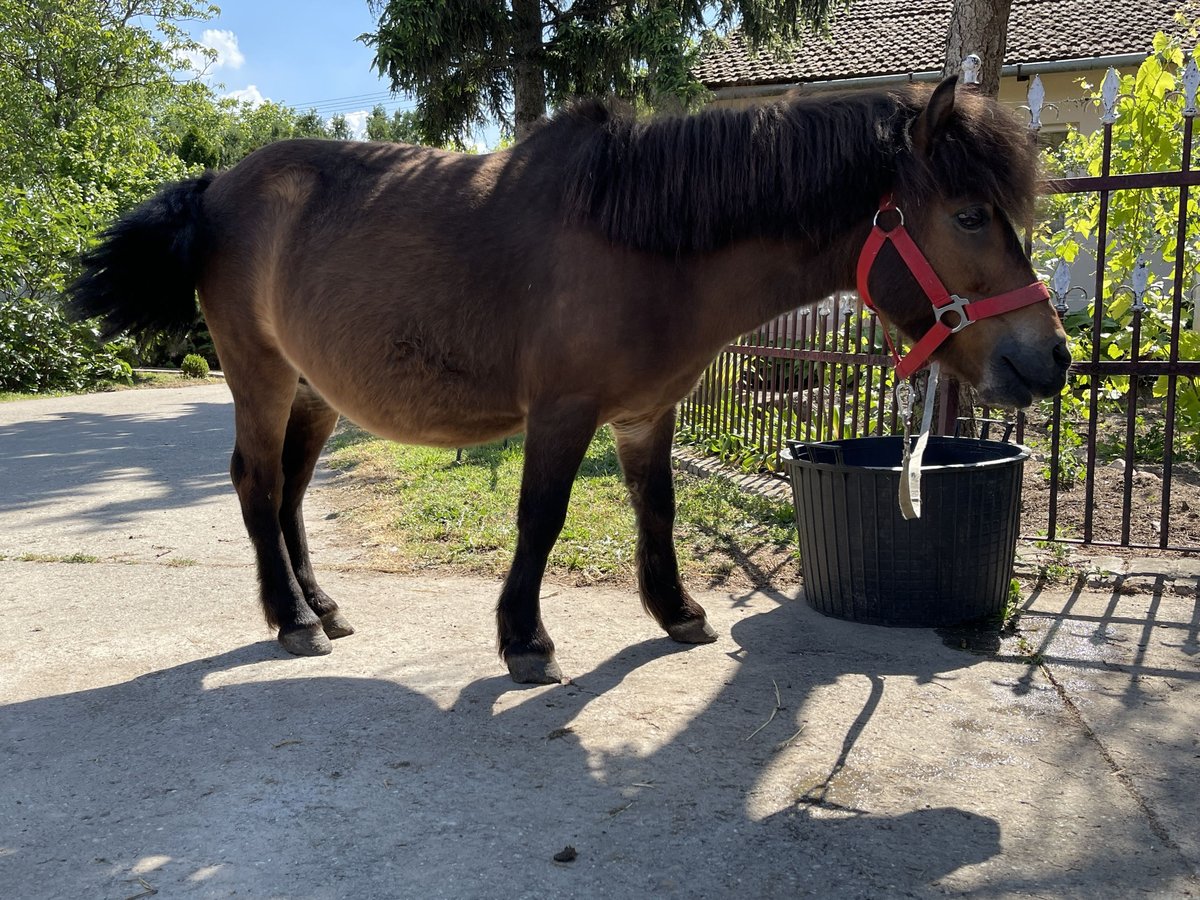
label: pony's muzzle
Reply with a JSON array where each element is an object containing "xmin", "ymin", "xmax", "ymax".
[{"xmin": 980, "ymin": 335, "xmax": 1071, "ymax": 408}]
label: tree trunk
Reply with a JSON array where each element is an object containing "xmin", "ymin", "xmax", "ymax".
[
  {"xmin": 511, "ymin": 0, "xmax": 546, "ymax": 141},
  {"xmin": 941, "ymin": 0, "xmax": 1015, "ymax": 433},
  {"xmin": 942, "ymin": 0, "xmax": 1013, "ymax": 97}
]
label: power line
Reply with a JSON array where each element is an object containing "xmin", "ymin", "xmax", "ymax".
[
  {"xmin": 288, "ymin": 88, "xmax": 405, "ymax": 107},
  {"xmin": 285, "ymin": 94, "xmax": 420, "ymax": 118}
]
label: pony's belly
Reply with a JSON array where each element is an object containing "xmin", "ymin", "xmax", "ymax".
[
  {"xmin": 370, "ymin": 410, "xmax": 527, "ymax": 448},
  {"xmin": 309, "ymin": 376, "xmax": 525, "ymax": 448}
]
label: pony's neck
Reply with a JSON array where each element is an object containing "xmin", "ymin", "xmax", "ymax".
[{"xmin": 688, "ymin": 225, "xmax": 870, "ymax": 351}]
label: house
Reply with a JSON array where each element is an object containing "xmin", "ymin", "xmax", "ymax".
[{"xmin": 695, "ymin": 0, "xmax": 1192, "ymax": 139}]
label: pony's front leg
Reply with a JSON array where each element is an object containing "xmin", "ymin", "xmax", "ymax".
[
  {"xmin": 613, "ymin": 409, "xmax": 716, "ymax": 644},
  {"xmin": 498, "ymin": 399, "xmax": 598, "ymax": 684}
]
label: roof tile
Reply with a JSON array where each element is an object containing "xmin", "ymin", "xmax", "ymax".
[{"xmin": 695, "ymin": 0, "xmax": 1190, "ymax": 88}]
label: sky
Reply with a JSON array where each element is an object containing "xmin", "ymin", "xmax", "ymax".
[{"xmin": 183, "ymin": 1, "xmax": 422, "ymax": 140}]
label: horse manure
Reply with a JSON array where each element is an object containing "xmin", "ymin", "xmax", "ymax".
[{"xmin": 553, "ymin": 846, "xmax": 578, "ymax": 863}]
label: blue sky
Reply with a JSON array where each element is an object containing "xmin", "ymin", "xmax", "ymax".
[{"xmin": 185, "ymin": 1, "xmax": 420, "ymax": 138}]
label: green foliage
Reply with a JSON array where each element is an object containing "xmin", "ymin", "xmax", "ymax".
[
  {"xmin": 180, "ymin": 353, "xmax": 210, "ymax": 378},
  {"xmin": 0, "ymin": 294, "xmax": 132, "ymax": 392},
  {"xmin": 364, "ymin": 0, "xmax": 850, "ymax": 146},
  {"xmin": 1035, "ymin": 36, "xmax": 1200, "ymax": 463},
  {"xmin": 0, "ymin": 1, "xmax": 355, "ymax": 388},
  {"xmin": 156, "ymin": 85, "xmax": 339, "ymax": 169},
  {"xmin": 1038, "ymin": 416, "xmax": 1085, "ymax": 489},
  {"xmin": 364, "ymin": 104, "xmax": 425, "ymax": 143},
  {"xmin": 0, "ymin": 0, "xmax": 216, "ymax": 391}
]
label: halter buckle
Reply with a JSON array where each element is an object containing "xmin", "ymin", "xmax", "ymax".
[{"xmin": 934, "ymin": 295, "xmax": 973, "ymax": 333}]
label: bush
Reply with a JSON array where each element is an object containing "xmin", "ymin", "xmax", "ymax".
[
  {"xmin": 180, "ymin": 353, "xmax": 210, "ymax": 378},
  {"xmin": 0, "ymin": 294, "xmax": 134, "ymax": 393}
]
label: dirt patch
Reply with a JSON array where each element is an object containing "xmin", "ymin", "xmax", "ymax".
[{"xmin": 1020, "ymin": 453, "xmax": 1200, "ymax": 551}]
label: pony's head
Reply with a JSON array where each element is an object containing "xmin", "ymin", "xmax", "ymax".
[{"xmin": 864, "ymin": 78, "xmax": 1069, "ymax": 408}]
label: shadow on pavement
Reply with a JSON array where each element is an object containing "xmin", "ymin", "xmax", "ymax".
[
  {"xmin": 1, "ymin": 602, "xmax": 1008, "ymax": 899},
  {"xmin": 0, "ymin": 401, "xmax": 234, "ymax": 529}
]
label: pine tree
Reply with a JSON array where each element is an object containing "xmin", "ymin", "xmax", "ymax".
[{"xmin": 364, "ymin": 0, "xmax": 849, "ymax": 145}]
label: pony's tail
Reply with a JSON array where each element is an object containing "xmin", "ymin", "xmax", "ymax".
[{"xmin": 68, "ymin": 173, "xmax": 216, "ymax": 339}]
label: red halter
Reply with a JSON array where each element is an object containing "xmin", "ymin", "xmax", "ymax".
[{"xmin": 856, "ymin": 196, "xmax": 1051, "ymax": 380}]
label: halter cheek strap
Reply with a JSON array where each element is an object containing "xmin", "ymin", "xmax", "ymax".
[{"xmin": 856, "ymin": 196, "xmax": 1051, "ymax": 380}]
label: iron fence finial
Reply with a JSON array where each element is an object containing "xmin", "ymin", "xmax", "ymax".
[
  {"xmin": 1182, "ymin": 54, "xmax": 1199, "ymax": 117},
  {"xmin": 1026, "ymin": 74, "xmax": 1048, "ymax": 131},
  {"xmin": 1101, "ymin": 67, "xmax": 1122, "ymax": 124},
  {"xmin": 961, "ymin": 54, "xmax": 982, "ymax": 86}
]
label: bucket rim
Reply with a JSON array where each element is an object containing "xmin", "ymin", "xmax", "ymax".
[{"xmin": 781, "ymin": 435, "xmax": 1031, "ymax": 474}]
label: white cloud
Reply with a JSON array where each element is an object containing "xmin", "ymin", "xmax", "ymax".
[
  {"xmin": 201, "ymin": 29, "xmax": 245, "ymax": 70},
  {"xmin": 226, "ymin": 85, "xmax": 267, "ymax": 107},
  {"xmin": 343, "ymin": 110, "xmax": 370, "ymax": 139},
  {"xmin": 183, "ymin": 29, "xmax": 245, "ymax": 74}
]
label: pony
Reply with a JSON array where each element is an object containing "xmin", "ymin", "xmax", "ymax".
[{"xmin": 70, "ymin": 78, "xmax": 1069, "ymax": 683}]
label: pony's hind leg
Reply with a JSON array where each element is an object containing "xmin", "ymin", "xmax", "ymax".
[
  {"xmin": 497, "ymin": 399, "xmax": 598, "ymax": 684},
  {"xmin": 613, "ymin": 410, "xmax": 716, "ymax": 644},
  {"xmin": 280, "ymin": 380, "xmax": 350, "ymax": 639},
  {"xmin": 227, "ymin": 365, "xmax": 331, "ymax": 656}
]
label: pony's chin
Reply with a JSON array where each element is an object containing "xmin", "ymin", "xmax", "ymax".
[
  {"xmin": 975, "ymin": 383, "xmax": 1034, "ymax": 411},
  {"xmin": 974, "ymin": 357, "xmax": 1065, "ymax": 410}
]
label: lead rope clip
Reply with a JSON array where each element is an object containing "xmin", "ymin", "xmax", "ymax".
[{"xmin": 898, "ymin": 362, "xmax": 940, "ymax": 520}]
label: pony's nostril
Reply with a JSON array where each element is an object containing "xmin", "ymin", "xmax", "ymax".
[{"xmin": 1052, "ymin": 340, "xmax": 1071, "ymax": 368}]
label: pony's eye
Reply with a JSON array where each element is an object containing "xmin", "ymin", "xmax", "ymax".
[{"xmin": 955, "ymin": 207, "xmax": 989, "ymax": 231}]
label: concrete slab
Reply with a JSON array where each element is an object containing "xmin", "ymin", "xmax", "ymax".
[
  {"xmin": 1, "ymin": 386, "xmax": 1198, "ymax": 898},
  {"xmin": 1019, "ymin": 582, "xmax": 1200, "ymax": 882}
]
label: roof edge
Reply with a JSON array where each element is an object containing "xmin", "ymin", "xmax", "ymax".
[{"xmin": 708, "ymin": 53, "xmax": 1150, "ymax": 99}]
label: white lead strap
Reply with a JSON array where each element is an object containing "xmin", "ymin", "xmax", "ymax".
[{"xmin": 898, "ymin": 361, "xmax": 940, "ymax": 520}]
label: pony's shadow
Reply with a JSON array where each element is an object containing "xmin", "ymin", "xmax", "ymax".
[{"xmin": 2, "ymin": 603, "xmax": 1001, "ymax": 899}]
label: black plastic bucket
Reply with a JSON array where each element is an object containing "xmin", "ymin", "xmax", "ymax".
[{"xmin": 781, "ymin": 436, "xmax": 1029, "ymax": 627}]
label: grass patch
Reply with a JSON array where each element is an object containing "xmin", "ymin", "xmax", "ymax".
[
  {"xmin": 164, "ymin": 557, "xmax": 198, "ymax": 567},
  {"xmin": 1033, "ymin": 533, "xmax": 1079, "ymax": 585},
  {"xmin": 0, "ymin": 371, "xmax": 223, "ymax": 402},
  {"xmin": 324, "ymin": 423, "xmax": 799, "ymax": 588},
  {"xmin": 0, "ymin": 387, "xmax": 82, "ymax": 402},
  {"xmin": 16, "ymin": 552, "xmax": 100, "ymax": 563}
]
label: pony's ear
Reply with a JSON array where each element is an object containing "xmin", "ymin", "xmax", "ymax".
[{"xmin": 913, "ymin": 77, "xmax": 958, "ymax": 157}]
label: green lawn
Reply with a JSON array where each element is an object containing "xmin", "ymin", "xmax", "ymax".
[{"xmin": 324, "ymin": 424, "xmax": 799, "ymax": 589}]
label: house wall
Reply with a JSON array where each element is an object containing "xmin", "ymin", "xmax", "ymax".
[
  {"xmin": 708, "ymin": 67, "xmax": 1135, "ymax": 138},
  {"xmin": 998, "ymin": 67, "xmax": 1138, "ymax": 138}
]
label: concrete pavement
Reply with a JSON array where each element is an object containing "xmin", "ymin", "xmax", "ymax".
[{"xmin": 1, "ymin": 384, "xmax": 1197, "ymax": 898}]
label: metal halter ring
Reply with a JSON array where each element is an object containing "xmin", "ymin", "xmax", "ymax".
[
  {"xmin": 934, "ymin": 295, "xmax": 973, "ymax": 333},
  {"xmin": 872, "ymin": 205, "xmax": 905, "ymax": 229}
]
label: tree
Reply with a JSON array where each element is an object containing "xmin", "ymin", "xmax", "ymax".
[
  {"xmin": 0, "ymin": 0, "xmax": 214, "ymax": 390},
  {"xmin": 942, "ymin": 0, "xmax": 1013, "ymax": 97},
  {"xmin": 364, "ymin": 104, "xmax": 424, "ymax": 143},
  {"xmin": 363, "ymin": 0, "xmax": 850, "ymax": 146}
]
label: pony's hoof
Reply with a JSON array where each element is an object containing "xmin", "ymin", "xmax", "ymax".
[
  {"xmin": 279, "ymin": 624, "xmax": 333, "ymax": 656},
  {"xmin": 667, "ymin": 617, "xmax": 718, "ymax": 644},
  {"xmin": 506, "ymin": 653, "xmax": 565, "ymax": 685},
  {"xmin": 320, "ymin": 609, "xmax": 356, "ymax": 639}
]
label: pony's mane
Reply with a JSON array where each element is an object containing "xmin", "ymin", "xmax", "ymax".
[{"xmin": 541, "ymin": 86, "xmax": 1038, "ymax": 255}]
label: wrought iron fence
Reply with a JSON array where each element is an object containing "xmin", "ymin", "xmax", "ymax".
[{"xmin": 678, "ymin": 54, "xmax": 1200, "ymax": 551}]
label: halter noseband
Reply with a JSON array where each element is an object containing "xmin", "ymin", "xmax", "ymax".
[{"xmin": 855, "ymin": 195, "xmax": 1051, "ymax": 380}]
